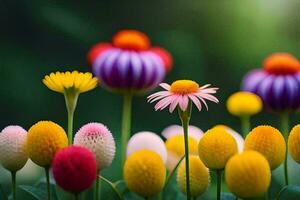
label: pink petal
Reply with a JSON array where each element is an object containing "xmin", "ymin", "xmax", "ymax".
[
  {"xmin": 188, "ymin": 94, "xmax": 202, "ymax": 111},
  {"xmin": 169, "ymin": 95, "xmax": 181, "ymax": 113},
  {"xmin": 200, "ymin": 84, "xmax": 211, "ymax": 89},
  {"xmin": 147, "ymin": 91, "xmax": 171, "ymax": 102},
  {"xmin": 159, "ymin": 83, "xmax": 171, "ymax": 90},
  {"xmin": 201, "ymin": 93, "xmax": 219, "ymax": 103},
  {"xmin": 148, "ymin": 91, "xmax": 172, "ymax": 103},
  {"xmin": 154, "ymin": 96, "xmax": 174, "ymax": 111},
  {"xmin": 200, "ymin": 88, "xmax": 218, "ymax": 94},
  {"xmin": 159, "ymin": 96, "xmax": 178, "ymax": 111},
  {"xmin": 197, "ymin": 96, "xmax": 209, "ymax": 110},
  {"xmin": 196, "ymin": 92, "xmax": 219, "ymax": 103},
  {"xmin": 178, "ymin": 95, "xmax": 189, "ymax": 111}
]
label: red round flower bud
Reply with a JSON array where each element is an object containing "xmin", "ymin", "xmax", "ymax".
[
  {"xmin": 150, "ymin": 47, "xmax": 173, "ymax": 72},
  {"xmin": 52, "ymin": 146, "xmax": 97, "ymax": 194},
  {"xmin": 87, "ymin": 42, "xmax": 112, "ymax": 65}
]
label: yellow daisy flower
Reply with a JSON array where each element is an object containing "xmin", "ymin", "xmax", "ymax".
[
  {"xmin": 43, "ymin": 71, "xmax": 98, "ymax": 144},
  {"xmin": 43, "ymin": 71, "xmax": 98, "ymax": 94}
]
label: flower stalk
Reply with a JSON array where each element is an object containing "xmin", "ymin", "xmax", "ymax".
[
  {"xmin": 94, "ymin": 174, "xmax": 101, "ymax": 200},
  {"xmin": 280, "ymin": 112, "xmax": 289, "ymax": 186},
  {"xmin": 11, "ymin": 171, "xmax": 16, "ymax": 200},
  {"xmin": 64, "ymin": 89, "xmax": 79, "ymax": 145},
  {"xmin": 178, "ymin": 102, "xmax": 192, "ymax": 200},
  {"xmin": 45, "ymin": 167, "xmax": 51, "ymax": 200},
  {"xmin": 241, "ymin": 116, "xmax": 250, "ymax": 138},
  {"xmin": 121, "ymin": 94, "xmax": 132, "ymax": 168},
  {"xmin": 216, "ymin": 170, "xmax": 222, "ymax": 200}
]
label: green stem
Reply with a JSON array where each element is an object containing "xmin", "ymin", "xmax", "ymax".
[
  {"xmin": 165, "ymin": 156, "xmax": 185, "ymax": 187},
  {"xmin": 99, "ymin": 176, "xmax": 124, "ymax": 200},
  {"xmin": 74, "ymin": 194, "xmax": 79, "ymax": 200},
  {"xmin": 240, "ymin": 116, "xmax": 250, "ymax": 138},
  {"xmin": 120, "ymin": 94, "xmax": 132, "ymax": 168},
  {"xmin": 67, "ymin": 110, "xmax": 74, "ymax": 145},
  {"xmin": 265, "ymin": 190, "xmax": 269, "ymax": 200},
  {"xmin": 11, "ymin": 171, "xmax": 16, "ymax": 200},
  {"xmin": 275, "ymin": 185, "xmax": 288, "ymax": 200},
  {"xmin": 178, "ymin": 103, "xmax": 192, "ymax": 200},
  {"xmin": 64, "ymin": 91, "xmax": 78, "ymax": 145},
  {"xmin": 0, "ymin": 183, "xmax": 6, "ymax": 200},
  {"xmin": 94, "ymin": 174, "xmax": 100, "ymax": 200},
  {"xmin": 216, "ymin": 170, "xmax": 222, "ymax": 200},
  {"xmin": 280, "ymin": 113, "xmax": 289, "ymax": 186},
  {"xmin": 45, "ymin": 167, "xmax": 51, "ymax": 200}
]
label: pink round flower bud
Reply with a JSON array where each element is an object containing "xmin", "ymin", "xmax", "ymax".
[
  {"xmin": 0, "ymin": 126, "xmax": 28, "ymax": 172},
  {"xmin": 74, "ymin": 123, "xmax": 116, "ymax": 171},
  {"xmin": 52, "ymin": 146, "xmax": 97, "ymax": 194}
]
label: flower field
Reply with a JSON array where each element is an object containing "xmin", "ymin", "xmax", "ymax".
[{"xmin": 1, "ymin": 1, "xmax": 300, "ymax": 200}]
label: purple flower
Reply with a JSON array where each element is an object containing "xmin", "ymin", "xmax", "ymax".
[
  {"xmin": 241, "ymin": 53, "xmax": 300, "ymax": 112},
  {"xmin": 93, "ymin": 48, "xmax": 165, "ymax": 93}
]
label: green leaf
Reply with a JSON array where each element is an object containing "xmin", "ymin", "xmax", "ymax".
[
  {"xmin": 0, "ymin": 184, "xmax": 7, "ymax": 200},
  {"xmin": 221, "ymin": 192, "xmax": 236, "ymax": 200},
  {"xmin": 19, "ymin": 181, "xmax": 58, "ymax": 200},
  {"xmin": 114, "ymin": 180, "xmax": 126, "ymax": 194},
  {"xmin": 277, "ymin": 185, "xmax": 300, "ymax": 200},
  {"xmin": 55, "ymin": 185, "xmax": 73, "ymax": 200},
  {"xmin": 34, "ymin": 181, "xmax": 58, "ymax": 200},
  {"xmin": 19, "ymin": 185, "xmax": 46, "ymax": 200}
]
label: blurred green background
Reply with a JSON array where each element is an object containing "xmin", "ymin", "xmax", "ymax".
[{"xmin": 1, "ymin": 0, "xmax": 300, "ymax": 199}]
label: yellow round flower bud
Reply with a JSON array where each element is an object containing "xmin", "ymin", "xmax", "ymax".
[
  {"xmin": 288, "ymin": 125, "xmax": 300, "ymax": 163},
  {"xmin": 177, "ymin": 155, "xmax": 209, "ymax": 197},
  {"xmin": 124, "ymin": 150, "xmax": 166, "ymax": 198},
  {"xmin": 244, "ymin": 125, "xmax": 286, "ymax": 169},
  {"xmin": 198, "ymin": 127, "xmax": 238, "ymax": 169},
  {"xmin": 27, "ymin": 121, "xmax": 68, "ymax": 167},
  {"xmin": 166, "ymin": 135, "xmax": 198, "ymax": 157},
  {"xmin": 165, "ymin": 135, "xmax": 198, "ymax": 170},
  {"xmin": 226, "ymin": 91, "xmax": 262, "ymax": 116},
  {"xmin": 225, "ymin": 151, "xmax": 271, "ymax": 198}
]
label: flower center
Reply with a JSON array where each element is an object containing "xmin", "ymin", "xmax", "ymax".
[
  {"xmin": 263, "ymin": 53, "xmax": 300, "ymax": 75},
  {"xmin": 170, "ymin": 80, "xmax": 199, "ymax": 94},
  {"xmin": 112, "ymin": 30, "xmax": 150, "ymax": 51}
]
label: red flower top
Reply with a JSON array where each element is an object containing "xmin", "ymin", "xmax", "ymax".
[{"xmin": 263, "ymin": 53, "xmax": 300, "ymax": 75}]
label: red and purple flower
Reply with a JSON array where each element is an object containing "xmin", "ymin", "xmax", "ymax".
[
  {"xmin": 242, "ymin": 53, "xmax": 300, "ymax": 112},
  {"xmin": 88, "ymin": 30, "xmax": 172, "ymax": 94}
]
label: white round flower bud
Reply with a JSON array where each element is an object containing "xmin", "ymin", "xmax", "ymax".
[
  {"xmin": 0, "ymin": 126, "xmax": 28, "ymax": 172},
  {"xmin": 161, "ymin": 125, "xmax": 203, "ymax": 142}
]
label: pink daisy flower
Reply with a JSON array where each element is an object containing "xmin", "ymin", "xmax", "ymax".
[{"xmin": 147, "ymin": 80, "xmax": 219, "ymax": 113}]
